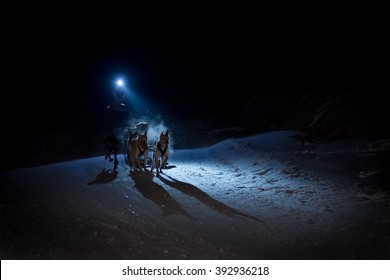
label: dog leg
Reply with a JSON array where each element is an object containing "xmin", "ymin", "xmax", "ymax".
[
  {"xmin": 114, "ymin": 148, "xmax": 118, "ymax": 166},
  {"xmin": 161, "ymin": 155, "xmax": 168, "ymax": 170},
  {"xmin": 155, "ymin": 157, "xmax": 160, "ymax": 177},
  {"xmin": 150, "ymin": 158, "xmax": 155, "ymax": 172},
  {"xmin": 142, "ymin": 151, "xmax": 149, "ymax": 172},
  {"xmin": 135, "ymin": 155, "xmax": 143, "ymax": 171},
  {"xmin": 159, "ymin": 164, "xmax": 163, "ymax": 174},
  {"xmin": 129, "ymin": 153, "xmax": 136, "ymax": 172}
]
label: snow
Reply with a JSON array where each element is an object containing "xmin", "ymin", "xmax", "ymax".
[{"xmin": 1, "ymin": 130, "xmax": 390, "ymax": 259}]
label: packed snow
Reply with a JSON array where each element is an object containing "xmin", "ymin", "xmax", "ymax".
[{"xmin": 1, "ymin": 130, "xmax": 390, "ymax": 259}]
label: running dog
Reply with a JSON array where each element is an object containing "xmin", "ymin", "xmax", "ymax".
[
  {"xmin": 128, "ymin": 131, "xmax": 149, "ymax": 172},
  {"xmin": 104, "ymin": 132, "xmax": 119, "ymax": 168},
  {"xmin": 123, "ymin": 128, "xmax": 138, "ymax": 164},
  {"xmin": 123, "ymin": 122, "xmax": 149, "ymax": 164},
  {"xmin": 151, "ymin": 130, "xmax": 169, "ymax": 177}
]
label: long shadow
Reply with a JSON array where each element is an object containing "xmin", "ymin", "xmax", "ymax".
[
  {"xmin": 162, "ymin": 165, "xmax": 176, "ymax": 170},
  {"xmin": 87, "ymin": 168, "xmax": 118, "ymax": 185},
  {"xmin": 130, "ymin": 171, "xmax": 195, "ymax": 221},
  {"xmin": 159, "ymin": 175, "xmax": 264, "ymax": 223}
]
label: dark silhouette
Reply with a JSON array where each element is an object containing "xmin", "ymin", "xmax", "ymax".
[{"xmin": 103, "ymin": 132, "xmax": 119, "ymax": 168}]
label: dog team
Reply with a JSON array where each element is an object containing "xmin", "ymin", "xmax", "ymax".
[{"xmin": 105, "ymin": 122, "xmax": 169, "ymax": 176}]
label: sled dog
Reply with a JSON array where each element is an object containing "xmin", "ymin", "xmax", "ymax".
[
  {"xmin": 124, "ymin": 122, "xmax": 149, "ymax": 164},
  {"xmin": 104, "ymin": 132, "xmax": 119, "ymax": 168},
  {"xmin": 151, "ymin": 130, "xmax": 169, "ymax": 177},
  {"xmin": 128, "ymin": 131, "xmax": 149, "ymax": 172},
  {"xmin": 123, "ymin": 128, "xmax": 138, "ymax": 164}
]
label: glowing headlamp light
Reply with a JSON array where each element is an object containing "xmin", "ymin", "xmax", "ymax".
[{"xmin": 116, "ymin": 79, "xmax": 124, "ymax": 87}]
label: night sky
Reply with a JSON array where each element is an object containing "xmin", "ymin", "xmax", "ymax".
[
  {"xmin": 5, "ymin": 29, "xmax": 379, "ymax": 171},
  {"xmin": 5, "ymin": 33, "xmax": 368, "ymax": 132}
]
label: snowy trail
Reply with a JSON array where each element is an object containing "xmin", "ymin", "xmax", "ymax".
[{"xmin": 1, "ymin": 131, "xmax": 389, "ymax": 259}]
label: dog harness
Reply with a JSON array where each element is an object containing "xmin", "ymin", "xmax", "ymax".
[
  {"xmin": 157, "ymin": 142, "xmax": 168, "ymax": 156},
  {"xmin": 136, "ymin": 143, "xmax": 148, "ymax": 157}
]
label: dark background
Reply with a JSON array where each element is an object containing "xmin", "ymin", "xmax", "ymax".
[
  {"xmin": 4, "ymin": 34, "xmax": 369, "ymax": 124},
  {"xmin": 1, "ymin": 30, "xmax": 387, "ymax": 169}
]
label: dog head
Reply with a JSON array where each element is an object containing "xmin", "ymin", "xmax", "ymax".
[
  {"xmin": 128, "ymin": 130, "xmax": 138, "ymax": 144},
  {"xmin": 159, "ymin": 130, "xmax": 169, "ymax": 146}
]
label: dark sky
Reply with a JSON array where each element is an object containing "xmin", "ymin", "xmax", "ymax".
[
  {"xmin": 7, "ymin": 37, "xmax": 257, "ymax": 125},
  {"xmin": 5, "ymin": 32, "xmax": 370, "ymax": 131}
]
